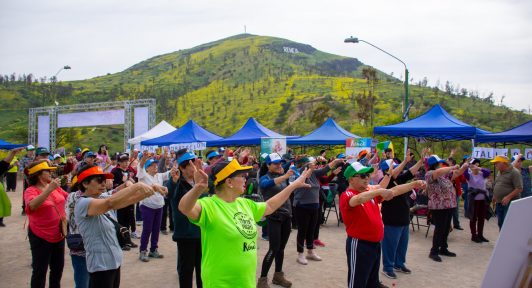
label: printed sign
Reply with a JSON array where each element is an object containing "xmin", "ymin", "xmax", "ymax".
[
  {"xmin": 510, "ymin": 149, "xmax": 520, "ymax": 157},
  {"xmin": 525, "ymin": 149, "xmax": 532, "ymax": 160},
  {"xmin": 346, "ymin": 137, "xmax": 372, "ymax": 159},
  {"xmin": 261, "ymin": 137, "xmax": 287, "ymax": 155},
  {"xmin": 493, "ymin": 148, "xmax": 508, "ymax": 157},
  {"xmin": 167, "ymin": 142, "xmax": 207, "ymax": 151},
  {"xmin": 473, "ymin": 147, "xmax": 494, "ymax": 159}
]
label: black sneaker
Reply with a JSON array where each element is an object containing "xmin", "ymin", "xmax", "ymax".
[
  {"xmin": 429, "ymin": 253, "xmax": 442, "ymax": 262},
  {"xmin": 127, "ymin": 241, "xmax": 138, "ymax": 248},
  {"xmin": 378, "ymin": 281, "xmax": 390, "ymax": 288},
  {"xmin": 471, "ymin": 235, "xmax": 482, "ymax": 243},
  {"xmin": 393, "ymin": 266, "xmax": 412, "ymax": 274},
  {"xmin": 479, "ymin": 236, "xmax": 489, "ymax": 242},
  {"xmin": 381, "ymin": 270, "xmax": 397, "ymax": 279},
  {"xmin": 439, "ymin": 249, "xmax": 457, "ymax": 257},
  {"xmin": 0, "ymin": 222, "xmax": 5, "ymax": 227},
  {"xmin": 454, "ymin": 226, "xmax": 464, "ymax": 230},
  {"xmin": 122, "ymin": 246, "xmax": 131, "ymax": 251},
  {"xmin": 161, "ymin": 230, "xmax": 168, "ymax": 235}
]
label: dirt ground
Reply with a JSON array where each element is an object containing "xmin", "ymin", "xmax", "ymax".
[{"xmin": 0, "ymin": 181, "xmax": 498, "ymax": 288}]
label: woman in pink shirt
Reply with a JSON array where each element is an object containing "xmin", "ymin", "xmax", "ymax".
[{"xmin": 24, "ymin": 160, "xmax": 69, "ymax": 288}]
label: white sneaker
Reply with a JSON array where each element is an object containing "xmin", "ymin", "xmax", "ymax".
[
  {"xmin": 297, "ymin": 253, "xmax": 308, "ymax": 265},
  {"xmin": 306, "ymin": 252, "xmax": 322, "ymax": 261},
  {"xmin": 131, "ymin": 231, "xmax": 141, "ymax": 239}
]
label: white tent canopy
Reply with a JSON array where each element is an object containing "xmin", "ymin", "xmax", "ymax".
[{"xmin": 128, "ymin": 120, "xmax": 176, "ymax": 145}]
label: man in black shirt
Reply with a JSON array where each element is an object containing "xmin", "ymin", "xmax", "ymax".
[
  {"xmin": 111, "ymin": 153, "xmax": 138, "ymax": 249},
  {"xmin": 380, "ymin": 149, "xmax": 426, "ymax": 279}
]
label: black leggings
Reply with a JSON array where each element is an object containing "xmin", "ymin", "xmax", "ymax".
[
  {"xmin": 89, "ymin": 267, "xmax": 120, "ymax": 288},
  {"xmin": 294, "ymin": 206, "xmax": 319, "ymax": 253},
  {"xmin": 117, "ymin": 205, "xmax": 136, "ymax": 233},
  {"xmin": 28, "ymin": 228, "xmax": 65, "ymax": 288},
  {"xmin": 430, "ymin": 208, "xmax": 453, "ymax": 254},
  {"xmin": 6, "ymin": 172, "xmax": 17, "ymax": 191},
  {"xmin": 161, "ymin": 197, "xmax": 174, "ymax": 231},
  {"xmin": 260, "ymin": 216, "xmax": 291, "ymax": 277},
  {"xmin": 176, "ymin": 239, "xmax": 203, "ymax": 288}
]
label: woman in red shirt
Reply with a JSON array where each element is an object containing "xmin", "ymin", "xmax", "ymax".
[{"xmin": 24, "ymin": 160, "xmax": 69, "ymax": 288}]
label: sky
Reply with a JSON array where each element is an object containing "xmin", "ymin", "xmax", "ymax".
[{"xmin": 1, "ymin": 0, "xmax": 531, "ymax": 111}]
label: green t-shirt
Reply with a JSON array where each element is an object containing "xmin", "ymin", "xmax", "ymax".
[{"xmin": 190, "ymin": 195, "xmax": 266, "ymax": 288}]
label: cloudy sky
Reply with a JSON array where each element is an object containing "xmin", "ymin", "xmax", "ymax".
[{"xmin": 1, "ymin": 0, "xmax": 531, "ymax": 110}]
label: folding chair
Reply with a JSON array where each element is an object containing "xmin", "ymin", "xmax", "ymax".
[
  {"xmin": 324, "ymin": 183, "xmax": 340, "ymax": 226},
  {"xmin": 410, "ymin": 205, "xmax": 432, "ymax": 237}
]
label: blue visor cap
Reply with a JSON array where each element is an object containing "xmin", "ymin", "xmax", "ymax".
[
  {"xmin": 336, "ymin": 153, "xmax": 346, "ymax": 159},
  {"xmin": 206, "ymin": 151, "xmax": 220, "ymax": 160},
  {"xmin": 144, "ymin": 158, "xmax": 159, "ymax": 170},
  {"xmin": 427, "ymin": 155, "xmax": 447, "ymax": 167},
  {"xmin": 178, "ymin": 152, "xmax": 197, "ymax": 165},
  {"xmin": 379, "ymin": 159, "xmax": 398, "ymax": 171}
]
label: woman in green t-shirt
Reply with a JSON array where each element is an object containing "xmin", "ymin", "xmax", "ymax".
[{"xmin": 179, "ymin": 159, "xmax": 312, "ymax": 288}]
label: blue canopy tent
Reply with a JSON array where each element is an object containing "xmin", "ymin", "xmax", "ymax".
[
  {"xmin": 141, "ymin": 120, "xmax": 223, "ymax": 146},
  {"xmin": 373, "ymin": 104, "xmax": 490, "ymax": 140},
  {"xmin": 0, "ymin": 139, "xmax": 26, "ymax": 150},
  {"xmin": 475, "ymin": 120, "xmax": 532, "ymax": 144},
  {"xmin": 208, "ymin": 117, "xmax": 290, "ymax": 146},
  {"xmin": 287, "ymin": 118, "xmax": 360, "ymax": 145}
]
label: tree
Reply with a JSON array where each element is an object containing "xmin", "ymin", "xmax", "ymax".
[
  {"xmin": 361, "ymin": 67, "xmax": 379, "ymax": 127},
  {"xmin": 309, "ymin": 104, "xmax": 330, "ymax": 127}
]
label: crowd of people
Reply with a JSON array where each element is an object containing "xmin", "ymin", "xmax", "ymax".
[{"xmin": 0, "ymin": 143, "xmax": 529, "ymax": 288}]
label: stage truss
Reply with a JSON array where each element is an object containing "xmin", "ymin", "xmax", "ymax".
[{"xmin": 28, "ymin": 99, "xmax": 156, "ymax": 151}]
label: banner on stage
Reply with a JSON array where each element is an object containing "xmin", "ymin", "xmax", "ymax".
[
  {"xmin": 346, "ymin": 138, "xmax": 372, "ymax": 159},
  {"xmin": 168, "ymin": 142, "xmax": 207, "ymax": 151},
  {"xmin": 261, "ymin": 137, "xmax": 287, "ymax": 155}
]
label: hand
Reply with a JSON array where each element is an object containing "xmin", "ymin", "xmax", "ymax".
[
  {"xmin": 331, "ymin": 158, "xmax": 344, "ymax": 167},
  {"xmin": 381, "ymin": 189, "xmax": 394, "ymax": 201},
  {"xmin": 412, "ymin": 180, "xmax": 426, "ymax": 190},
  {"xmin": 192, "ymin": 159, "xmax": 209, "ymax": 190},
  {"xmin": 421, "ymin": 147, "xmax": 430, "ymax": 157},
  {"xmin": 170, "ymin": 166, "xmax": 180, "ymax": 181},
  {"xmin": 10, "ymin": 147, "xmax": 25, "ymax": 154},
  {"xmin": 103, "ymin": 178, "xmax": 113, "ymax": 189},
  {"xmin": 450, "ymin": 148, "xmax": 456, "ymax": 157},
  {"xmin": 47, "ymin": 178, "xmax": 61, "ymax": 191},
  {"xmin": 501, "ymin": 195, "xmax": 512, "ymax": 206},
  {"xmin": 284, "ymin": 169, "xmax": 295, "ymax": 179},
  {"xmin": 136, "ymin": 182, "xmax": 155, "ymax": 198},
  {"xmin": 240, "ymin": 148, "xmax": 251, "ymax": 158},
  {"xmin": 152, "ymin": 184, "xmax": 168, "ymax": 196},
  {"xmin": 451, "ymin": 165, "xmax": 460, "ymax": 170},
  {"xmin": 333, "ymin": 166, "xmax": 342, "ymax": 175},
  {"xmin": 291, "ymin": 168, "xmax": 313, "ymax": 189},
  {"xmin": 404, "ymin": 149, "xmax": 412, "ymax": 162}
]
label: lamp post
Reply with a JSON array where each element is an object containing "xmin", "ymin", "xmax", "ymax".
[
  {"xmin": 53, "ymin": 65, "xmax": 71, "ymax": 82},
  {"xmin": 345, "ymin": 36, "xmax": 410, "ymax": 157}
]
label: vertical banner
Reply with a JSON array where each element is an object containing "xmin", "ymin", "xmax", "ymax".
[
  {"xmin": 473, "ymin": 147, "xmax": 494, "ymax": 159},
  {"xmin": 346, "ymin": 138, "xmax": 372, "ymax": 159},
  {"xmin": 261, "ymin": 137, "xmax": 287, "ymax": 155},
  {"xmin": 493, "ymin": 148, "xmax": 508, "ymax": 157},
  {"xmin": 510, "ymin": 149, "xmax": 521, "ymax": 158},
  {"xmin": 37, "ymin": 115, "xmax": 50, "ymax": 150},
  {"xmin": 525, "ymin": 149, "xmax": 532, "ymax": 160}
]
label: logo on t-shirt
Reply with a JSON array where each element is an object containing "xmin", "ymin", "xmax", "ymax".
[
  {"xmin": 243, "ymin": 240, "xmax": 256, "ymax": 252},
  {"xmin": 233, "ymin": 212, "xmax": 256, "ymax": 239}
]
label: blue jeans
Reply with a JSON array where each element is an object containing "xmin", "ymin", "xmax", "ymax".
[
  {"xmin": 496, "ymin": 203, "xmax": 510, "ymax": 230},
  {"xmin": 381, "ymin": 225, "xmax": 409, "ymax": 272},
  {"xmin": 452, "ymin": 196, "xmax": 461, "ymax": 227},
  {"xmin": 71, "ymin": 255, "xmax": 89, "ymax": 288}
]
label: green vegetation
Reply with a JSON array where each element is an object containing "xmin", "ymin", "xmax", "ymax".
[{"xmin": 0, "ymin": 34, "xmax": 529, "ymax": 155}]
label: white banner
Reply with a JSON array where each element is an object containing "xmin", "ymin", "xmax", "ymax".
[
  {"xmin": 525, "ymin": 149, "xmax": 532, "ymax": 160},
  {"xmin": 168, "ymin": 142, "xmax": 207, "ymax": 151},
  {"xmin": 346, "ymin": 138, "xmax": 371, "ymax": 159},
  {"xmin": 38, "ymin": 115, "xmax": 50, "ymax": 149},
  {"xmin": 57, "ymin": 110, "xmax": 125, "ymax": 128},
  {"xmin": 493, "ymin": 148, "xmax": 508, "ymax": 157},
  {"xmin": 473, "ymin": 147, "xmax": 494, "ymax": 159}
]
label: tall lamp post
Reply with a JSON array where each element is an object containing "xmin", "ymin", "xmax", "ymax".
[
  {"xmin": 53, "ymin": 65, "xmax": 71, "ymax": 81},
  {"xmin": 345, "ymin": 36, "xmax": 410, "ymax": 157}
]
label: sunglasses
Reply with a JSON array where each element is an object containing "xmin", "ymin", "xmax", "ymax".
[
  {"xmin": 354, "ymin": 173, "xmax": 371, "ymax": 179},
  {"xmin": 91, "ymin": 176, "xmax": 106, "ymax": 184}
]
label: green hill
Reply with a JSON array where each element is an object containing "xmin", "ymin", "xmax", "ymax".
[{"xmin": 0, "ymin": 34, "xmax": 530, "ymax": 153}]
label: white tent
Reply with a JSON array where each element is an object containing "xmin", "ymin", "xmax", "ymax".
[{"xmin": 128, "ymin": 120, "xmax": 176, "ymax": 145}]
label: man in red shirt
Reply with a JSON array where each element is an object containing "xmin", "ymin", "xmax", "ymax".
[{"xmin": 340, "ymin": 162, "xmax": 426, "ymax": 288}]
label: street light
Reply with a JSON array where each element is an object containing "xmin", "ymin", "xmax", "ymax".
[
  {"xmin": 53, "ymin": 65, "xmax": 71, "ymax": 81},
  {"xmin": 345, "ymin": 36, "xmax": 410, "ymax": 157}
]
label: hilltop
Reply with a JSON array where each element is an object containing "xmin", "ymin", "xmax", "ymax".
[{"xmin": 0, "ymin": 34, "xmax": 529, "ymax": 152}]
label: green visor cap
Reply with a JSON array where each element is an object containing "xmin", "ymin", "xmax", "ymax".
[{"xmin": 344, "ymin": 161, "xmax": 374, "ymax": 178}]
